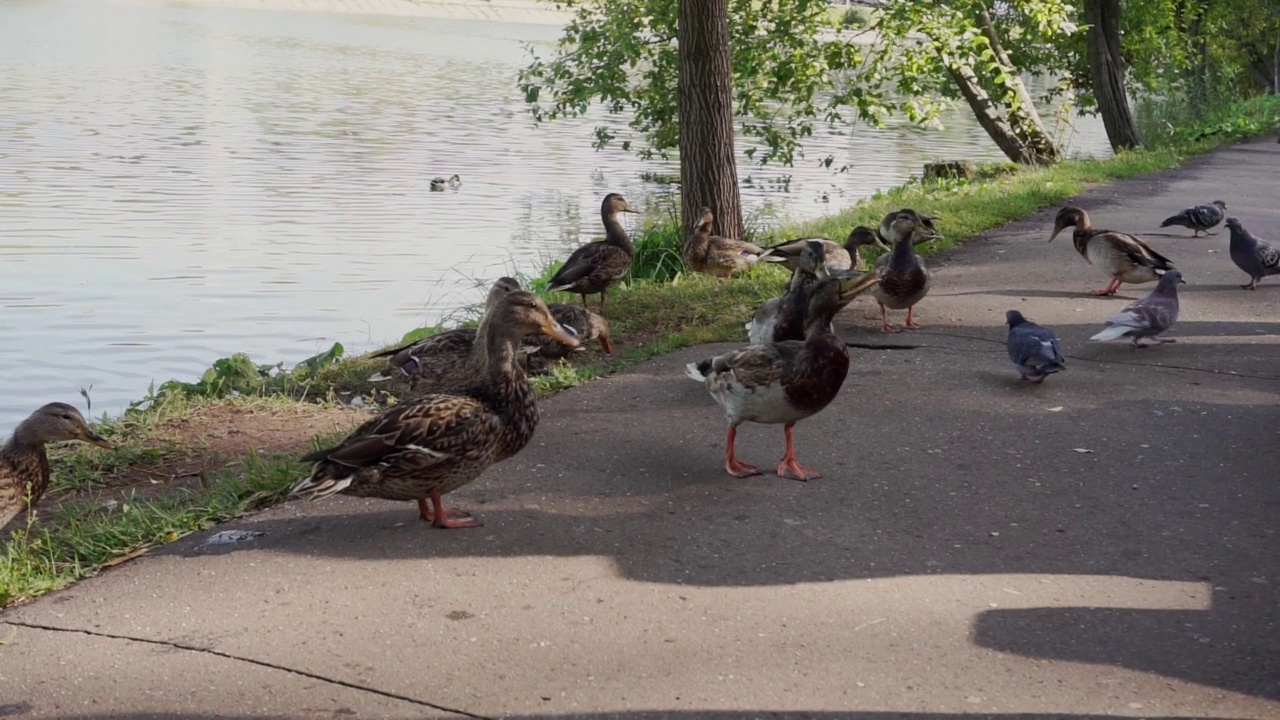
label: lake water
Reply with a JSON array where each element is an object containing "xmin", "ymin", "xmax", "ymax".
[{"xmin": 0, "ymin": 0, "xmax": 1111, "ymax": 431}]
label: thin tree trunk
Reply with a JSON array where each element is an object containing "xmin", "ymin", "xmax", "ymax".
[
  {"xmin": 1084, "ymin": 0, "xmax": 1142, "ymax": 151},
  {"xmin": 974, "ymin": 4, "xmax": 1060, "ymax": 162},
  {"xmin": 942, "ymin": 60, "xmax": 1041, "ymax": 165},
  {"xmin": 677, "ymin": 0, "xmax": 744, "ymax": 242},
  {"xmin": 1274, "ymin": 34, "xmax": 1279, "ymax": 94}
]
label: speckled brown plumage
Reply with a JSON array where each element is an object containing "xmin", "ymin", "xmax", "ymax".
[
  {"xmin": 1, "ymin": 402, "xmax": 112, "ymax": 529},
  {"xmin": 873, "ymin": 211, "xmax": 934, "ymax": 332},
  {"xmin": 370, "ymin": 277, "xmax": 522, "ymax": 393},
  {"xmin": 291, "ymin": 291, "xmax": 578, "ymax": 528},
  {"xmin": 526, "ymin": 304, "xmax": 612, "ymax": 363},
  {"xmin": 548, "ymin": 194, "xmax": 639, "ymax": 310},
  {"xmin": 683, "ymin": 207, "xmax": 766, "ymax": 279}
]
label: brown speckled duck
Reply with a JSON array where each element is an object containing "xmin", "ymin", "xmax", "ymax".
[
  {"xmin": 292, "ymin": 291, "xmax": 579, "ymax": 528},
  {"xmin": 683, "ymin": 207, "xmax": 766, "ymax": 279},
  {"xmin": 370, "ymin": 277, "xmax": 525, "ymax": 392},
  {"xmin": 872, "ymin": 210, "xmax": 933, "ymax": 332},
  {"xmin": 844, "ymin": 226, "xmax": 891, "ymax": 271},
  {"xmin": 1050, "ymin": 206, "xmax": 1175, "ymax": 296},
  {"xmin": 686, "ymin": 271, "xmax": 878, "ymax": 481},
  {"xmin": 548, "ymin": 193, "xmax": 640, "ymax": 310},
  {"xmin": 527, "ymin": 304, "xmax": 612, "ymax": 364},
  {"xmin": 1, "ymin": 403, "xmax": 112, "ymax": 529}
]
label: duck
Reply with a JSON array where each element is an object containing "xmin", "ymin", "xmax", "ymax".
[
  {"xmin": 844, "ymin": 226, "xmax": 891, "ymax": 271},
  {"xmin": 1161, "ymin": 200, "xmax": 1226, "ymax": 237},
  {"xmin": 430, "ymin": 174, "xmax": 461, "ymax": 191},
  {"xmin": 291, "ymin": 290, "xmax": 579, "ymax": 528},
  {"xmin": 872, "ymin": 210, "xmax": 933, "ymax": 332},
  {"xmin": 686, "ymin": 271, "xmax": 879, "ymax": 481},
  {"xmin": 1050, "ymin": 206, "xmax": 1175, "ymax": 296},
  {"xmin": 747, "ymin": 240, "xmax": 828, "ymax": 345},
  {"xmin": 531, "ymin": 304, "xmax": 612, "ymax": 359},
  {"xmin": 369, "ymin": 277, "xmax": 526, "ymax": 393},
  {"xmin": 682, "ymin": 207, "xmax": 767, "ymax": 279},
  {"xmin": 760, "ymin": 237, "xmax": 852, "ymax": 273},
  {"xmin": 548, "ymin": 193, "xmax": 640, "ymax": 310},
  {"xmin": 1, "ymin": 403, "xmax": 113, "ymax": 529}
]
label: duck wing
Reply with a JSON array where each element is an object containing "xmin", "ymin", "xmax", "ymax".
[{"xmin": 1091, "ymin": 230, "xmax": 1175, "ymax": 271}]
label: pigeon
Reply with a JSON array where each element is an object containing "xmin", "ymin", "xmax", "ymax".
[
  {"xmin": 1090, "ymin": 270, "xmax": 1184, "ymax": 348},
  {"xmin": 1161, "ymin": 201, "xmax": 1227, "ymax": 237},
  {"xmin": 1005, "ymin": 311, "xmax": 1065, "ymax": 383},
  {"xmin": 1225, "ymin": 217, "xmax": 1280, "ymax": 290}
]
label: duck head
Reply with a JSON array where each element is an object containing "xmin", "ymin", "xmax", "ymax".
[
  {"xmin": 1049, "ymin": 207, "xmax": 1087, "ymax": 242},
  {"xmin": 845, "ymin": 225, "xmax": 888, "ymax": 252},
  {"xmin": 807, "ymin": 270, "xmax": 879, "ymax": 321},
  {"xmin": 494, "ymin": 291, "xmax": 580, "ymax": 348},
  {"xmin": 798, "ymin": 240, "xmax": 828, "ymax": 276},
  {"xmin": 602, "ymin": 193, "xmax": 639, "ymax": 216},
  {"xmin": 588, "ymin": 312, "xmax": 614, "ymax": 354},
  {"xmin": 10, "ymin": 402, "xmax": 112, "ymax": 449}
]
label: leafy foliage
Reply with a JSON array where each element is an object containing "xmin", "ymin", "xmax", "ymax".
[{"xmin": 153, "ymin": 343, "xmax": 345, "ymax": 400}]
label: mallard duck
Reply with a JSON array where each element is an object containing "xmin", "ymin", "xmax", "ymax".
[
  {"xmin": 292, "ymin": 291, "xmax": 579, "ymax": 528},
  {"xmin": 844, "ymin": 226, "xmax": 891, "ymax": 271},
  {"xmin": 1050, "ymin": 206, "xmax": 1175, "ymax": 296},
  {"xmin": 1, "ymin": 403, "xmax": 112, "ymax": 529},
  {"xmin": 683, "ymin": 207, "xmax": 766, "ymax": 279},
  {"xmin": 878, "ymin": 209, "xmax": 941, "ymax": 246},
  {"xmin": 548, "ymin": 193, "xmax": 640, "ymax": 310},
  {"xmin": 686, "ymin": 271, "xmax": 879, "ymax": 481},
  {"xmin": 747, "ymin": 241, "xmax": 828, "ymax": 345},
  {"xmin": 527, "ymin": 304, "xmax": 612, "ymax": 362},
  {"xmin": 873, "ymin": 211, "xmax": 933, "ymax": 332},
  {"xmin": 1161, "ymin": 200, "xmax": 1226, "ymax": 237},
  {"xmin": 760, "ymin": 237, "xmax": 852, "ymax": 273},
  {"xmin": 370, "ymin": 277, "xmax": 526, "ymax": 392},
  {"xmin": 430, "ymin": 174, "xmax": 461, "ymax": 191}
]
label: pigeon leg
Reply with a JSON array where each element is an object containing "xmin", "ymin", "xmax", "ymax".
[
  {"xmin": 1242, "ymin": 279, "xmax": 1258, "ymax": 290},
  {"xmin": 776, "ymin": 425, "xmax": 821, "ymax": 481},
  {"xmin": 1029, "ymin": 374, "xmax": 1047, "ymax": 384},
  {"xmin": 879, "ymin": 304, "xmax": 901, "ymax": 333},
  {"xmin": 904, "ymin": 306, "xmax": 924, "ymax": 329},
  {"xmin": 724, "ymin": 426, "xmax": 762, "ymax": 478},
  {"xmin": 419, "ymin": 491, "xmax": 481, "ymax": 529}
]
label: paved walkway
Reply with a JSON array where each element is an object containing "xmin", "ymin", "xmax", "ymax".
[{"xmin": 1, "ymin": 138, "xmax": 1277, "ymax": 718}]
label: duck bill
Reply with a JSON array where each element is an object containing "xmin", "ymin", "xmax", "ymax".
[
  {"xmin": 541, "ymin": 319, "xmax": 580, "ymax": 348},
  {"xmin": 621, "ymin": 202, "xmax": 640, "ymax": 214},
  {"xmin": 83, "ymin": 431, "xmax": 113, "ymax": 450},
  {"xmin": 1048, "ymin": 223, "xmax": 1065, "ymax": 243},
  {"xmin": 837, "ymin": 272, "xmax": 879, "ymax": 301}
]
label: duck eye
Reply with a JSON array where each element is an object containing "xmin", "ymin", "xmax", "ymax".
[{"xmin": 59, "ymin": 413, "xmax": 73, "ymax": 420}]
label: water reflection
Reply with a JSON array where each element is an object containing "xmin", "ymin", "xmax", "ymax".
[{"xmin": 0, "ymin": 0, "xmax": 1110, "ymax": 430}]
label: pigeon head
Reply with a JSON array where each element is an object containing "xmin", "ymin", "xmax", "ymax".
[
  {"xmin": 1211, "ymin": 200, "xmax": 1227, "ymax": 210},
  {"xmin": 1224, "ymin": 217, "xmax": 1242, "ymax": 230},
  {"xmin": 1157, "ymin": 270, "xmax": 1186, "ymax": 289},
  {"xmin": 1005, "ymin": 310, "xmax": 1029, "ymax": 328}
]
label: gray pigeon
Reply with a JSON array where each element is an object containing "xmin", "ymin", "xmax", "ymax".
[
  {"xmin": 1090, "ymin": 271, "xmax": 1184, "ymax": 347},
  {"xmin": 1005, "ymin": 310, "xmax": 1065, "ymax": 383},
  {"xmin": 1161, "ymin": 201, "xmax": 1226, "ymax": 237},
  {"xmin": 1225, "ymin": 217, "xmax": 1280, "ymax": 290}
]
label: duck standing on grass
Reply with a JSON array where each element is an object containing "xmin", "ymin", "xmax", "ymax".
[
  {"xmin": 1050, "ymin": 206, "xmax": 1175, "ymax": 296},
  {"xmin": 1, "ymin": 403, "xmax": 113, "ymax": 529},
  {"xmin": 369, "ymin": 277, "xmax": 526, "ymax": 392},
  {"xmin": 291, "ymin": 291, "xmax": 579, "ymax": 528},
  {"xmin": 1090, "ymin": 270, "xmax": 1185, "ymax": 348},
  {"xmin": 548, "ymin": 193, "xmax": 640, "ymax": 311},
  {"xmin": 1005, "ymin": 310, "xmax": 1066, "ymax": 384},
  {"xmin": 872, "ymin": 210, "xmax": 933, "ymax": 332},
  {"xmin": 682, "ymin": 207, "xmax": 767, "ymax": 279},
  {"xmin": 686, "ymin": 271, "xmax": 879, "ymax": 481},
  {"xmin": 1225, "ymin": 217, "xmax": 1280, "ymax": 290}
]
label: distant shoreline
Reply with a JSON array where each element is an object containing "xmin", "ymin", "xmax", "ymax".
[{"xmin": 133, "ymin": 0, "xmax": 574, "ymax": 26}]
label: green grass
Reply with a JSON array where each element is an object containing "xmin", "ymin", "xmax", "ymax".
[{"xmin": 4, "ymin": 93, "xmax": 1276, "ymax": 609}]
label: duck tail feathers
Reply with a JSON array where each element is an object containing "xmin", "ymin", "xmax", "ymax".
[
  {"xmin": 289, "ymin": 467, "xmax": 355, "ymax": 501},
  {"xmin": 684, "ymin": 360, "xmax": 713, "ymax": 382}
]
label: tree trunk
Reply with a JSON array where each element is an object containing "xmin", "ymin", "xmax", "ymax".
[
  {"xmin": 677, "ymin": 0, "xmax": 744, "ymax": 242},
  {"xmin": 1084, "ymin": 0, "xmax": 1142, "ymax": 151},
  {"xmin": 1274, "ymin": 33, "xmax": 1279, "ymax": 94},
  {"xmin": 942, "ymin": 59, "xmax": 1044, "ymax": 165},
  {"xmin": 974, "ymin": 5, "xmax": 1060, "ymax": 163}
]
